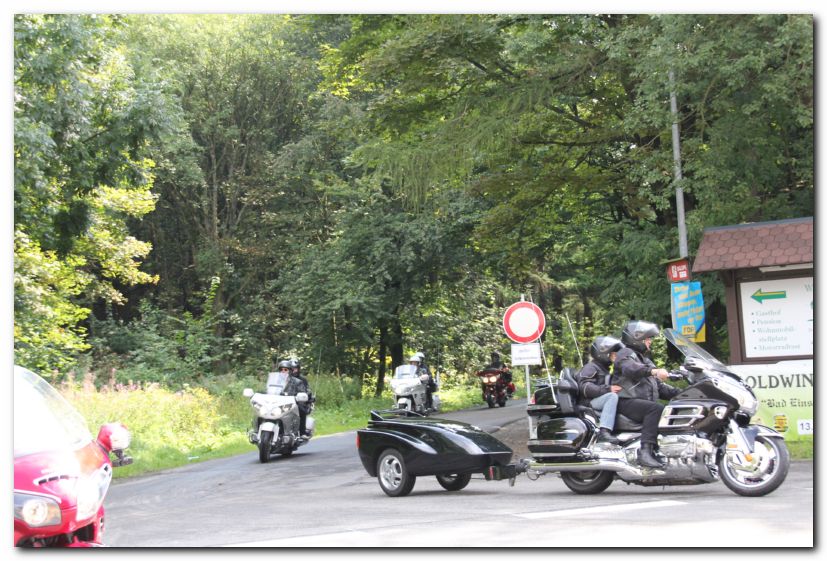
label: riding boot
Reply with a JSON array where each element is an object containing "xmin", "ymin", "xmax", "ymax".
[
  {"xmin": 597, "ymin": 427, "xmax": 621, "ymax": 445},
  {"xmin": 638, "ymin": 442, "xmax": 665, "ymax": 468}
]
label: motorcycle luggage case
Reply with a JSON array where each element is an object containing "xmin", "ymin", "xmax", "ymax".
[{"xmin": 528, "ymin": 416, "xmax": 590, "ymax": 456}]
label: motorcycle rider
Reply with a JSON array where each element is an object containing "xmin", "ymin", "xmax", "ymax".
[
  {"xmin": 282, "ymin": 358, "xmax": 313, "ymax": 437},
  {"xmin": 486, "ymin": 351, "xmax": 515, "ymax": 397},
  {"xmin": 576, "ymin": 336, "xmax": 623, "ymax": 445},
  {"xmin": 410, "ymin": 352, "xmax": 436, "ymax": 410},
  {"xmin": 613, "ymin": 320, "xmax": 681, "ymax": 469}
]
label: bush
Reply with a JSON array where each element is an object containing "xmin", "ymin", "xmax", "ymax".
[{"xmin": 60, "ymin": 378, "xmax": 248, "ymax": 477}]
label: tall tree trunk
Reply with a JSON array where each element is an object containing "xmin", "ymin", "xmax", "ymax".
[
  {"xmin": 389, "ymin": 308, "xmax": 404, "ymax": 370},
  {"xmin": 582, "ymin": 296, "xmax": 593, "ymax": 366},
  {"xmin": 375, "ymin": 322, "xmax": 388, "ymax": 398},
  {"xmin": 551, "ymin": 287, "xmax": 563, "ymax": 372}
]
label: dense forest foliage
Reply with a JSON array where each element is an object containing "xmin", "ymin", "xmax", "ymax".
[{"xmin": 13, "ymin": 14, "xmax": 813, "ymax": 394}]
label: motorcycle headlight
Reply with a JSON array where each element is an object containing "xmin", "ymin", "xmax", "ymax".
[
  {"xmin": 76, "ymin": 465, "xmax": 113, "ymax": 521},
  {"xmin": 14, "ymin": 493, "xmax": 62, "ymax": 527},
  {"xmin": 712, "ymin": 376, "xmax": 758, "ymax": 416}
]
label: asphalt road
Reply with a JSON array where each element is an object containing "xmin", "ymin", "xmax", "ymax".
[{"xmin": 103, "ymin": 399, "xmax": 814, "ymax": 548}]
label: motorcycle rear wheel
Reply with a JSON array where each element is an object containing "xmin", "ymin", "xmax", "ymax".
[
  {"xmin": 436, "ymin": 473, "xmax": 472, "ymax": 491},
  {"xmin": 377, "ymin": 449, "xmax": 416, "ymax": 497},
  {"xmin": 718, "ymin": 435, "xmax": 790, "ymax": 497},
  {"xmin": 497, "ymin": 394, "xmax": 507, "ymax": 407},
  {"xmin": 258, "ymin": 431, "xmax": 273, "ymax": 463},
  {"xmin": 560, "ymin": 470, "xmax": 614, "ymax": 494}
]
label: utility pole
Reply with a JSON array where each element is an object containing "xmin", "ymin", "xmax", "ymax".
[{"xmin": 669, "ymin": 69, "xmax": 689, "ymax": 259}]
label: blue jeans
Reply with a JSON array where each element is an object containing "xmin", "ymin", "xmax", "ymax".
[{"xmin": 590, "ymin": 392, "xmax": 619, "ymax": 431}]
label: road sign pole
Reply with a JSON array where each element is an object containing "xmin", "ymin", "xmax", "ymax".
[{"xmin": 525, "ymin": 363, "xmax": 532, "ymax": 438}]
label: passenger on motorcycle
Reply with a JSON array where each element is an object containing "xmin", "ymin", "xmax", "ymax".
[
  {"xmin": 612, "ymin": 320, "xmax": 681, "ymax": 468},
  {"xmin": 281, "ymin": 359, "xmax": 313, "ymax": 437},
  {"xmin": 486, "ymin": 351, "xmax": 515, "ymax": 397},
  {"xmin": 409, "ymin": 352, "xmax": 437, "ymax": 410},
  {"xmin": 576, "ymin": 336, "xmax": 623, "ymax": 445}
]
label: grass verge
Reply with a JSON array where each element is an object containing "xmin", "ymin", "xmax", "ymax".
[{"xmin": 63, "ymin": 382, "xmax": 483, "ymax": 479}]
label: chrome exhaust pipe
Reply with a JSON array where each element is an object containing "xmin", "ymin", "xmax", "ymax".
[{"xmin": 522, "ymin": 457, "xmax": 646, "ymax": 476}]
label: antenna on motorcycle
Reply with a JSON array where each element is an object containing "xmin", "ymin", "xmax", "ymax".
[{"xmin": 564, "ymin": 313, "xmax": 584, "ymax": 368}]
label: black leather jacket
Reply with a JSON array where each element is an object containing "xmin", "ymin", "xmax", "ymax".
[
  {"xmin": 282, "ymin": 374, "xmax": 309, "ymax": 396},
  {"xmin": 612, "ymin": 347, "xmax": 680, "ymax": 402},
  {"xmin": 576, "ymin": 361, "xmax": 613, "ymax": 404}
]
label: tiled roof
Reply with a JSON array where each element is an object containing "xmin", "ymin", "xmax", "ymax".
[{"xmin": 692, "ymin": 217, "xmax": 813, "ymax": 273}]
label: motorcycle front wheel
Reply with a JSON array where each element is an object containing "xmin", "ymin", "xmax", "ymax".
[
  {"xmin": 560, "ymin": 470, "xmax": 614, "ymax": 494},
  {"xmin": 718, "ymin": 435, "xmax": 790, "ymax": 497},
  {"xmin": 258, "ymin": 431, "xmax": 273, "ymax": 463},
  {"xmin": 486, "ymin": 393, "xmax": 495, "ymax": 408},
  {"xmin": 436, "ymin": 473, "xmax": 472, "ymax": 491},
  {"xmin": 377, "ymin": 449, "xmax": 416, "ymax": 497}
]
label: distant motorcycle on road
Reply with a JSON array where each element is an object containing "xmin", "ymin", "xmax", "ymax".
[
  {"xmin": 243, "ymin": 371, "xmax": 315, "ymax": 463},
  {"xmin": 475, "ymin": 368, "xmax": 509, "ymax": 408},
  {"xmin": 390, "ymin": 365, "xmax": 439, "ymax": 415}
]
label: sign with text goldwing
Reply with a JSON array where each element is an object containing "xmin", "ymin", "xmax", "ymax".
[{"xmin": 730, "ymin": 361, "xmax": 813, "ymax": 442}]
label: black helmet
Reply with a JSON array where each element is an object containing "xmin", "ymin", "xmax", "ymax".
[
  {"xmin": 491, "ymin": 351, "xmax": 501, "ymax": 362},
  {"xmin": 276, "ymin": 359, "xmax": 292, "ymax": 372},
  {"xmin": 589, "ymin": 336, "xmax": 623, "ymax": 367},
  {"xmin": 289, "ymin": 358, "xmax": 301, "ymax": 374},
  {"xmin": 621, "ymin": 320, "xmax": 660, "ymax": 353}
]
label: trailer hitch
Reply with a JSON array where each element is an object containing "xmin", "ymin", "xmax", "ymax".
[{"xmin": 483, "ymin": 460, "xmax": 529, "ymax": 486}]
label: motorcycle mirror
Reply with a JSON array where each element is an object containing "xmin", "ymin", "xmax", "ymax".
[
  {"xmin": 296, "ymin": 392, "xmax": 309, "ymax": 403},
  {"xmin": 243, "ymin": 388, "xmax": 254, "ymax": 398},
  {"xmin": 97, "ymin": 422, "xmax": 131, "ymax": 453},
  {"xmin": 683, "ymin": 357, "xmax": 710, "ymax": 373}
]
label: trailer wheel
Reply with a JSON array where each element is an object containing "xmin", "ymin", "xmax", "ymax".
[
  {"xmin": 436, "ymin": 473, "xmax": 472, "ymax": 491},
  {"xmin": 377, "ymin": 449, "xmax": 416, "ymax": 497}
]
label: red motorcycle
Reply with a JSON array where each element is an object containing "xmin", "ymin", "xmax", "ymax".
[
  {"xmin": 475, "ymin": 368, "xmax": 511, "ymax": 408},
  {"xmin": 13, "ymin": 365, "xmax": 133, "ymax": 547}
]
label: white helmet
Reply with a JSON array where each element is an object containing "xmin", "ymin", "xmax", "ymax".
[
  {"xmin": 414, "ymin": 352, "xmax": 425, "ymax": 361},
  {"xmin": 408, "ymin": 353, "xmax": 422, "ymax": 364}
]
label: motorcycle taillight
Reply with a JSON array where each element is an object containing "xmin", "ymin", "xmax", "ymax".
[{"xmin": 355, "ymin": 433, "xmax": 360, "ymax": 449}]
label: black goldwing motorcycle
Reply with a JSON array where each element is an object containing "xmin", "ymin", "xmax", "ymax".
[{"xmin": 522, "ymin": 328, "xmax": 790, "ymax": 497}]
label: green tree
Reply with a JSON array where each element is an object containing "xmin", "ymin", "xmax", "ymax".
[
  {"xmin": 318, "ymin": 14, "xmax": 813, "ymax": 358},
  {"xmin": 14, "ymin": 14, "xmax": 164, "ymax": 371}
]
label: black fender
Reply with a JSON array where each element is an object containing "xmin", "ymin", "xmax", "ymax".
[
  {"xmin": 742, "ymin": 424, "xmax": 786, "ymax": 449},
  {"xmin": 357, "ymin": 428, "xmax": 438, "ymax": 477}
]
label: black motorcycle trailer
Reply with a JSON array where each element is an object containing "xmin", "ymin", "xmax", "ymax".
[{"xmin": 356, "ymin": 410, "xmax": 521, "ymax": 497}]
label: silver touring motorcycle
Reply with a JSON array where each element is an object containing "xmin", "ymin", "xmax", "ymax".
[
  {"xmin": 243, "ymin": 371, "xmax": 315, "ymax": 463},
  {"xmin": 522, "ymin": 328, "xmax": 790, "ymax": 497}
]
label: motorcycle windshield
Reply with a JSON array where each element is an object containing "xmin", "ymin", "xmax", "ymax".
[
  {"xmin": 393, "ymin": 365, "xmax": 419, "ymax": 379},
  {"xmin": 663, "ymin": 328, "xmax": 733, "ymax": 374},
  {"xmin": 13, "ymin": 366, "xmax": 92, "ymax": 458},
  {"xmin": 266, "ymin": 371, "xmax": 289, "ymax": 394}
]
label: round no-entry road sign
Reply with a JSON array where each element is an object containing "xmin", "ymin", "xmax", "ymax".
[{"xmin": 503, "ymin": 301, "xmax": 546, "ymax": 343}]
